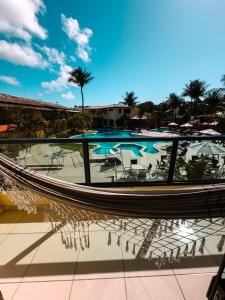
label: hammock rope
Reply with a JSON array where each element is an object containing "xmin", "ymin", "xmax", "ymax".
[
  {"xmin": 0, "ymin": 152, "xmax": 225, "ymax": 268},
  {"xmin": 0, "ymin": 153, "xmax": 225, "ymax": 218}
]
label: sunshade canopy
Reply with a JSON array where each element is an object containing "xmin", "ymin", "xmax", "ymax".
[
  {"xmin": 190, "ymin": 141, "xmax": 225, "ymax": 155},
  {"xmin": 200, "ymin": 129, "xmax": 221, "ymax": 135},
  {"xmin": 168, "ymin": 122, "xmax": 178, "ymax": 127},
  {"xmin": 180, "ymin": 123, "xmax": 193, "ymax": 128}
]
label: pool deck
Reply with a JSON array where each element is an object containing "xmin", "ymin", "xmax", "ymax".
[
  {"xmin": 16, "ymin": 142, "xmax": 170, "ymax": 183},
  {"xmin": 13, "ymin": 138, "xmax": 225, "ymax": 184}
]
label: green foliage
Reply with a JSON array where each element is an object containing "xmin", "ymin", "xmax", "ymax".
[
  {"xmin": 166, "ymin": 93, "xmax": 184, "ymax": 122},
  {"xmin": 175, "ymin": 157, "xmax": 208, "ymax": 180},
  {"xmin": 60, "ymin": 143, "xmax": 95, "ymax": 157},
  {"xmin": 68, "ymin": 67, "xmax": 94, "ymax": 111},
  {"xmin": 203, "ymin": 89, "xmax": 223, "ymax": 114},
  {"xmin": 68, "ymin": 67, "xmax": 94, "ymax": 88},
  {"xmin": 121, "ymin": 91, "xmax": 138, "ymax": 107},
  {"xmin": 138, "ymin": 101, "xmax": 156, "ymax": 114},
  {"xmin": 221, "ymin": 74, "xmax": 225, "ymax": 86},
  {"xmin": 68, "ymin": 112, "xmax": 93, "ymax": 132},
  {"xmin": 185, "ymin": 161, "xmax": 208, "ymax": 180},
  {"xmin": 182, "ymin": 79, "xmax": 208, "ymax": 117},
  {"xmin": 55, "ymin": 132, "xmax": 71, "ymax": 138}
]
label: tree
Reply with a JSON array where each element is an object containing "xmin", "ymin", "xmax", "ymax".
[
  {"xmin": 68, "ymin": 67, "xmax": 94, "ymax": 112},
  {"xmin": 204, "ymin": 89, "xmax": 223, "ymax": 114},
  {"xmin": 221, "ymin": 74, "xmax": 225, "ymax": 86},
  {"xmin": 121, "ymin": 91, "xmax": 138, "ymax": 107},
  {"xmin": 166, "ymin": 93, "xmax": 183, "ymax": 122},
  {"xmin": 138, "ymin": 101, "xmax": 156, "ymax": 115},
  {"xmin": 182, "ymin": 79, "xmax": 208, "ymax": 119},
  {"xmin": 68, "ymin": 112, "xmax": 92, "ymax": 132}
]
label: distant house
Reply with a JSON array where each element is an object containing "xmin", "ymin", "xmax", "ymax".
[
  {"xmin": 0, "ymin": 93, "xmax": 75, "ymax": 112},
  {"xmin": 85, "ymin": 104, "xmax": 131, "ymax": 128},
  {"xmin": 0, "ymin": 124, "xmax": 16, "ymax": 133}
]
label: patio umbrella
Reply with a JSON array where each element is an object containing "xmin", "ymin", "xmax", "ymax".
[
  {"xmin": 131, "ymin": 115, "xmax": 140, "ymax": 120},
  {"xmin": 168, "ymin": 122, "xmax": 178, "ymax": 127},
  {"xmin": 200, "ymin": 129, "xmax": 221, "ymax": 136},
  {"xmin": 189, "ymin": 141, "xmax": 225, "ymax": 155},
  {"xmin": 180, "ymin": 122, "xmax": 193, "ymax": 128}
]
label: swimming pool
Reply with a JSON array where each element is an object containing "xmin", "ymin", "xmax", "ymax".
[{"xmin": 73, "ymin": 130, "xmax": 161, "ymax": 157}]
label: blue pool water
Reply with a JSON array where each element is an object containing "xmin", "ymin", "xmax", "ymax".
[{"xmin": 73, "ymin": 130, "xmax": 161, "ymax": 157}]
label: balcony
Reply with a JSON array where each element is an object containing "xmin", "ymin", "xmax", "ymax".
[{"xmin": 0, "ymin": 135, "xmax": 225, "ymax": 299}]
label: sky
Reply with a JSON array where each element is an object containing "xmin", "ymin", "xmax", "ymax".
[{"xmin": 0, "ymin": 0, "xmax": 225, "ymax": 108}]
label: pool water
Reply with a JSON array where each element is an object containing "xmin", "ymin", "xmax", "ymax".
[{"xmin": 73, "ymin": 130, "xmax": 160, "ymax": 157}]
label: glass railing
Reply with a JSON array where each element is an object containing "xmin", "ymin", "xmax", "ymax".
[{"xmin": 1, "ymin": 135, "xmax": 225, "ymax": 186}]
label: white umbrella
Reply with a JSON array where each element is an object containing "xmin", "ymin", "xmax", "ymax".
[
  {"xmin": 180, "ymin": 122, "xmax": 193, "ymax": 128},
  {"xmin": 190, "ymin": 141, "xmax": 225, "ymax": 155},
  {"xmin": 131, "ymin": 115, "xmax": 140, "ymax": 120},
  {"xmin": 200, "ymin": 129, "xmax": 221, "ymax": 136},
  {"xmin": 168, "ymin": 122, "xmax": 178, "ymax": 127}
]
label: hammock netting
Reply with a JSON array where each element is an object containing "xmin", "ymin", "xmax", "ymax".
[{"xmin": 0, "ymin": 153, "xmax": 225, "ymax": 268}]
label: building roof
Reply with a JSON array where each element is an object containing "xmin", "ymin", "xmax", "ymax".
[
  {"xmin": 0, "ymin": 93, "xmax": 72, "ymax": 111},
  {"xmin": 85, "ymin": 104, "xmax": 130, "ymax": 110},
  {"xmin": 0, "ymin": 124, "xmax": 16, "ymax": 133}
]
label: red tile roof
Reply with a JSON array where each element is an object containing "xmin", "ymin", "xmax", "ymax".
[
  {"xmin": 0, "ymin": 93, "xmax": 71, "ymax": 111},
  {"xmin": 0, "ymin": 124, "xmax": 16, "ymax": 132}
]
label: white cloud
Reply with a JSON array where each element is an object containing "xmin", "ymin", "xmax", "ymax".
[
  {"xmin": 0, "ymin": 0, "xmax": 47, "ymax": 42},
  {"xmin": 41, "ymin": 64, "xmax": 74, "ymax": 91},
  {"xmin": 70, "ymin": 55, "xmax": 76, "ymax": 62},
  {"xmin": 76, "ymin": 46, "xmax": 90, "ymax": 63},
  {"xmin": 38, "ymin": 46, "xmax": 65, "ymax": 66},
  {"xmin": 61, "ymin": 14, "xmax": 93, "ymax": 62},
  {"xmin": 62, "ymin": 91, "xmax": 75, "ymax": 100},
  {"xmin": 0, "ymin": 40, "xmax": 48, "ymax": 68},
  {"xmin": 0, "ymin": 75, "xmax": 21, "ymax": 86}
]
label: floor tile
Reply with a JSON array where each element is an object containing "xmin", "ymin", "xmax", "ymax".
[
  {"xmin": 74, "ymin": 230, "xmax": 124, "ymax": 279},
  {"xmin": 0, "ymin": 234, "xmax": 7, "ymax": 245},
  {"xmin": 126, "ymin": 275, "xmax": 184, "ymax": 300},
  {"xmin": 176, "ymin": 273, "xmax": 215, "ymax": 300},
  {"xmin": 121, "ymin": 241, "xmax": 174, "ymax": 277},
  {"xmin": 13, "ymin": 280, "xmax": 72, "ymax": 300},
  {"xmin": 61, "ymin": 221, "xmax": 106, "ymax": 233},
  {"xmin": 10, "ymin": 222, "xmax": 50, "ymax": 234},
  {"xmin": 172, "ymin": 253, "xmax": 220, "ymax": 275},
  {"xmin": 0, "ymin": 233, "xmax": 43, "ymax": 283},
  {"xmin": 23, "ymin": 232, "xmax": 78, "ymax": 282},
  {"xmin": 70, "ymin": 278, "xmax": 126, "ymax": 300},
  {"xmin": 0, "ymin": 211, "xmax": 25, "ymax": 224},
  {"xmin": 203, "ymin": 235, "xmax": 224, "ymax": 265},
  {"xmin": 0, "ymin": 283, "xmax": 19, "ymax": 300},
  {"xmin": 0, "ymin": 211, "xmax": 25, "ymax": 234}
]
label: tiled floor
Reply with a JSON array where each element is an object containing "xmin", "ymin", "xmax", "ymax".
[{"xmin": 0, "ymin": 210, "xmax": 223, "ymax": 300}]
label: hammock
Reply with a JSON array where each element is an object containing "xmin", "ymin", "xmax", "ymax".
[
  {"xmin": 0, "ymin": 152, "xmax": 225, "ymax": 218},
  {"xmin": 0, "ymin": 152, "xmax": 225, "ymax": 268}
]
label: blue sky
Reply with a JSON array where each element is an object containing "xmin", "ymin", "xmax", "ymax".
[{"xmin": 0, "ymin": 0, "xmax": 225, "ymax": 108}]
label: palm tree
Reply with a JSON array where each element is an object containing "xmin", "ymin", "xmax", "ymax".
[
  {"xmin": 204, "ymin": 89, "xmax": 223, "ymax": 114},
  {"xmin": 182, "ymin": 79, "xmax": 208, "ymax": 119},
  {"xmin": 138, "ymin": 101, "xmax": 156, "ymax": 115},
  {"xmin": 221, "ymin": 74, "xmax": 225, "ymax": 86},
  {"xmin": 68, "ymin": 67, "xmax": 94, "ymax": 112},
  {"xmin": 166, "ymin": 93, "xmax": 183, "ymax": 122},
  {"xmin": 121, "ymin": 91, "xmax": 138, "ymax": 106}
]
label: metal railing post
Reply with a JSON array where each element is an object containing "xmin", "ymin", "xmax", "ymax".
[
  {"xmin": 82, "ymin": 141, "xmax": 91, "ymax": 185},
  {"xmin": 167, "ymin": 139, "xmax": 179, "ymax": 183}
]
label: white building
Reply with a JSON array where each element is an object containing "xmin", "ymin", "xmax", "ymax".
[{"xmin": 85, "ymin": 104, "xmax": 131, "ymax": 128}]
